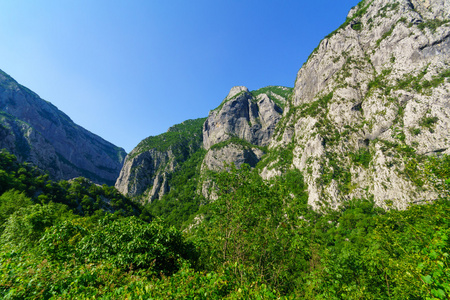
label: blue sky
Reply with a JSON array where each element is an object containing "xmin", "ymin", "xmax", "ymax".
[{"xmin": 0, "ymin": 0, "xmax": 360, "ymax": 152}]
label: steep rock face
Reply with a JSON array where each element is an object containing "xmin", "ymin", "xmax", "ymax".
[
  {"xmin": 0, "ymin": 70, "xmax": 126, "ymax": 185},
  {"xmin": 115, "ymin": 118, "xmax": 205, "ymax": 203},
  {"xmin": 116, "ymin": 86, "xmax": 289, "ymax": 203},
  {"xmin": 202, "ymin": 144, "xmax": 265, "ymax": 172},
  {"xmin": 115, "ymin": 149, "xmax": 172, "ymax": 198},
  {"xmin": 203, "ymin": 86, "xmax": 284, "ymax": 149},
  {"xmin": 201, "ymin": 86, "xmax": 288, "ymax": 172},
  {"xmin": 265, "ymin": 0, "xmax": 450, "ymax": 209}
]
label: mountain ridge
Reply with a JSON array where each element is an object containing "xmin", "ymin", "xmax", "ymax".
[
  {"xmin": 117, "ymin": 0, "xmax": 449, "ymax": 217},
  {"xmin": 0, "ymin": 69, "xmax": 126, "ymax": 185}
]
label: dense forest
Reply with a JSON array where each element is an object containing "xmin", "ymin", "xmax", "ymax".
[{"xmin": 0, "ymin": 150, "xmax": 449, "ymax": 299}]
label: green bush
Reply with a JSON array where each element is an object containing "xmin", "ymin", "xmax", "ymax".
[
  {"xmin": 350, "ymin": 148, "xmax": 372, "ymax": 168},
  {"xmin": 41, "ymin": 215, "xmax": 199, "ymax": 275}
]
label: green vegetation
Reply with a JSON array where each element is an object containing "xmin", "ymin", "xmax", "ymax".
[
  {"xmin": 351, "ymin": 22, "xmax": 362, "ymax": 30},
  {"xmin": 0, "ymin": 150, "xmax": 140, "ymax": 218},
  {"xmin": 376, "ymin": 24, "xmax": 396, "ymax": 47},
  {"xmin": 256, "ymin": 142, "xmax": 295, "ymax": 173},
  {"xmin": 306, "ymin": 0, "xmax": 373, "ymax": 64},
  {"xmin": 251, "ymin": 86, "xmax": 293, "ymax": 109},
  {"xmin": 319, "ymin": 151, "xmax": 352, "ymax": 194},
  {"xmin": 420, "ymin": 116, "xmax": 439, "ymax": 131},
  {"xmin": 299, "ymin": 92, "xmax": 333, "ymax": 118},
  {"xmin": 130, "ymin": 118, "xmax": 206, "ymax": 161},
  {"xmin": 212, "ymin": 86, "xmax": 292, "ymax": 113},
  {"xmin": 418, "ymin": 19, "xmax": 450, "ymax": 33},
  {"xmin": 210, "ymin": 135, "xmax": 267, "ymax": 152},
  {"xmin": 212, "ymin": 91, "xmax": 248, "ymax": 113},
  {"xmin": 251, "ymin": 86, "xmax": 292, "ymax": 99},
  {"xmin": 367, "ymin": 66, "xmax": 450, "ymax": 99},
  {"xmin": 143, "ymin": 148, "xmax": 207, "ymax": 229},
  {"xmin": 326, "ymin": 0, "xmax": 373, "ymax": 39},
  {"xmin": 0, "ymin": 150, "xmax": 449, "ymax": 298},
  {"xmin": 350, "ymin": 148, "xmax": 372, "ymax": 168}
]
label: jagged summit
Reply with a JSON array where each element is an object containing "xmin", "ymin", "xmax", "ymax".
[
  {"xmin": 115, "ymin": 86, "xmax": 291, "ymax": 203},
  {"xmin": 226, "ymin": 86, "xmax": 249, "ymax": 99}
]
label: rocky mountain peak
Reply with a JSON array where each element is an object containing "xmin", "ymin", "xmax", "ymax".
[
  {"xmin": 115, "ymin": 0, "xmax": 449, "ymax": 212},
  {"xmin": 115, "ymin": 118, "xmax": 205, "ymax": 203},
  {"xmin": 226, "ymin": 86, "xmax": 249, "ymax": 100},
  {"xmin": 265, "ymin": 0, "xmax": 450, "ymax": 210},
  {"xmin": 203, "ymin": 86, "xmax": 286, "ymax": 150}
]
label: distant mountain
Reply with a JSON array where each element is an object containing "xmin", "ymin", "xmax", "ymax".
[{"xmin": 0, "ymin": 69, "xmax": 126, "ymax": 185}]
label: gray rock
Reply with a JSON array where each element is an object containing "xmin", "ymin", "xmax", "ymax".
[
  {"xmin": 201, "ymin": 143, "xmax": 264, "ymax": 172},
  {"xmin": 0, "ymin": 69, "xmax": 126, "ymax": 185},
  {"xmin": 115, "ymin": 118, "xmax": 205, "ymax": 203},
  {"xmin": 267, "ymin": 0, "xmax": 450, "ymax": 209},
  {"xmin": 115, "ymin": 149, "xmax": 173, "ymax": 199},
  {"xmin": 203, "ymin": 86, "xmax": 283, "ymax": 149}
]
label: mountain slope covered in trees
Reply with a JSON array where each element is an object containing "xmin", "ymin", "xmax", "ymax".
[{"xmin": 0, "ymin": 151, "xmax": 449, "ymax": 298}]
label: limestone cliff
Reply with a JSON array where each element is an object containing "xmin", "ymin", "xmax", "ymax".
[
  {"xmin": 201, "ymin": 86, "xmax": 289, "ymax": 172},
  {"xmin": 115, "ymin": 118, "xmax": 205, "ymax": 203},
  {"xmin": 263, "ymin": 0, "xmax": 450, "ymax": 209},
  {"xmin": 117, "ymin": 0, "xmax": 450, "ymax": 211},
  {"xmin": 0, "ymin": 69, "xmax": 126, "ymax": 185},
  {"xmin": 116, "ymin": 86, "xmax": 289, "ymax": 203},
  {"xmin": 203, "ymin": 86, "xmax": 286, "ymax": 149}
]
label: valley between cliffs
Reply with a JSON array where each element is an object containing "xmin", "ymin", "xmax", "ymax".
[{"xmin": 116, "ymin": 0, "xmax": 450, "ymax": 215}]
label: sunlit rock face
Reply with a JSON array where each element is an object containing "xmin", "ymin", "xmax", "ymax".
[
  {"xmin": 265, "ymin": 0, "xmax": 450, "ymax": 209},
  {"xmin": 203, "ymin": 86, "xmax": 284, "ymax": 150},
  {"xmin": 116, "ymin": 0, "xmax": 450, "ymax": 210}
]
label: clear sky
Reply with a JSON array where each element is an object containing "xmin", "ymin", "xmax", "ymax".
[{"xmin": 0, "ymin": 0, "xmax": 360, "ymax": 152}]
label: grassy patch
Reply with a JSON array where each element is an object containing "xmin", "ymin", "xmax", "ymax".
[
  {"xmin": 299, "ymin": 92, "xmax": 333, "ymax": 118},
  {"xmin": 419, "ymin": 116, "xmax": 439, "ymax": 132},
  {"xmin": 251, "ymin": 86, "xmax": 293, "ymax": 109},
  {"xmin": 350, "ymin": 148, "xmax": 372, "ymax": 168},
  {"xmin": 418, "ymin": 19, "xmax": 450, "ymax": 33},
  {"xmin": 130, "ymin": 118, "xmax": 206, "ymax": 160}
]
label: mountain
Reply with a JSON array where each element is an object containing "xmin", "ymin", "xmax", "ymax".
[
  {"xmin": 265, "ymin": 0, "xmax": 450, "ymax": 210},
  {"xmin": 0, "ymin": 69, "xmax": 126, "ymax": 185},
  {"xmin": 2, "ymin": 1, "xmax": 450, "ymax": 297},
  {"xmin": 118, "ymin": 0, "xmax": 449, "ymax": 215},
  {"xmin": 115, "ymin": 118, "xmax": 206, "ymax": 202},
  {"xmin": 116, "ymin": 86, "xmax": 290, "ymax": 204}
]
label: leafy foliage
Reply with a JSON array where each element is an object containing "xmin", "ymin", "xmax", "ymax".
[
  {"xmin": 144, "ymin": 148, "xmax": 207, "ymax": 229},
  {"xmin": 418, "ymin": 19, "xmax": 450, "ymax": 33},
  {"xmin": 350, "ymin": 148, "xmax": 372, "ymax": 168},
  {"xmin": 250, "ymin": 86, "xmax": 293, "ymax": 108},
  {"xmin": 0, "ymin": 156, "xmax": 449, "ymax": 298},
  {"xmin": 40, "ymin": 215, "xmax": 198, "ymax": 275},
  {"xmin": 193, "ymin": 164, "xmax": 310, "ymax": 294},
  {"xmin": 210, "ymin": 135, "xmax": 267, "ymax": 152},
  {"xmin": 0, "ymin": 150, "xmax": 141, "ymax": 217},
  {"xmin": 299, "ymin": 92, "xmax": 334, "ymax": 118},
  {"xmin": 130, "ymin": 118, "xmax": 206, "ymax": 160}
]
